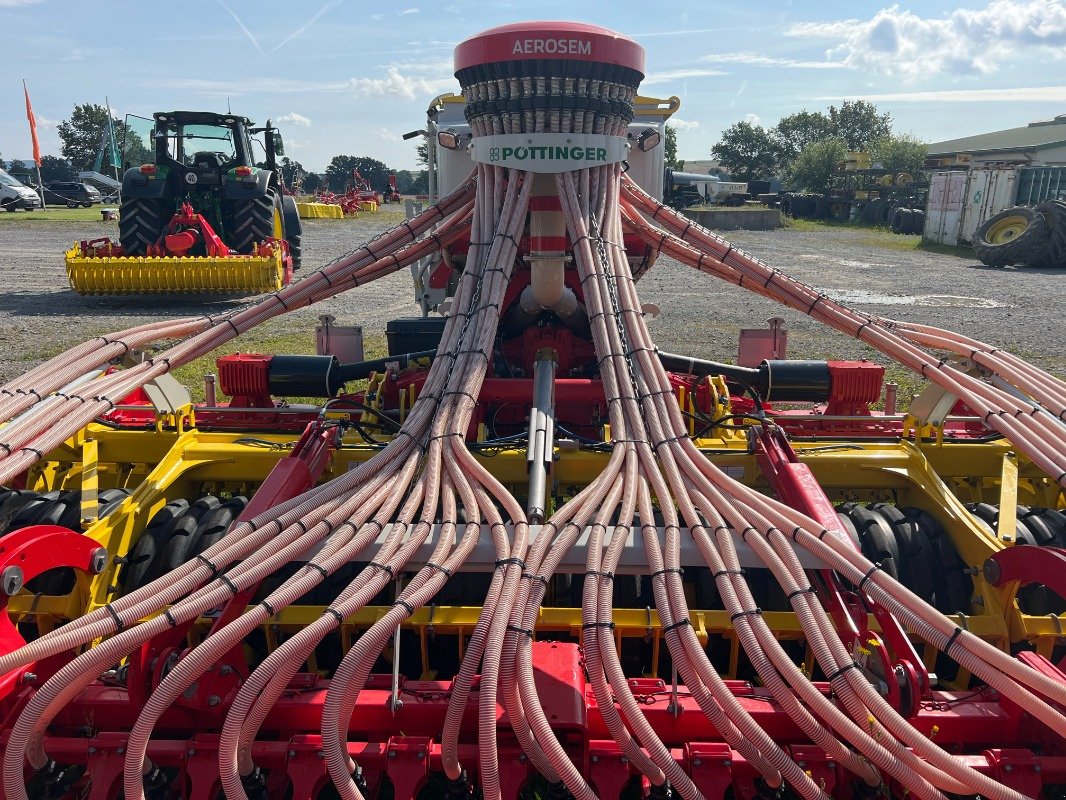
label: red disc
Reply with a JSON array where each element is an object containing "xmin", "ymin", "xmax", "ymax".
[{"xmin": 454, "ymin": 21, "xmax": 645, "ymax": 76}]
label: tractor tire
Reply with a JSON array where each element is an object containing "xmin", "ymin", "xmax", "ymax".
[
  {"xmin": 908, "ymin": 209, "xmax": 926, "ymax": 235},
  {"xmin": 972, "ymin": 206, "xmax": 1049, "ymax": 267},
  {"xmin": 281, "ymin": 194, "xmax": 303, "ymax": 270},
  {"xmin": 889, "ymin": 207, "xmax": 909, "ymax": 234},
  {"xmin": 863, "ymin": 199, "xmax": 885, "ymax": 226},
  {"xmin": 119, "ymin": 197, "xmax": 167, "ymax": 257},
  {"xmin": 229, "ymin": 189, "xmax": 282, "ymax": 255},
  {"xmin": 812, "ymin": 194, "xmax": 830, "ymax": 220},
  {"xmin": 1030, "ymin": 199, "xmax": 1066, "ymax": 268},
  {"xmin": 877, "ymin": 202, "xmax": 894, "ymax": 226},
  {"xmin": 779, "ymin": 194, "xmax": 793, "ymax": 216},
  {"xmin": 829, "ymin": 201, "xmax": 849, "ymax": 222}
]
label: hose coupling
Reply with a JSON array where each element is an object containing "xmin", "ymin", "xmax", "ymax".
[
  {"xmin": 144, "ymin": 767, "xmax": 173, "ymax": 800},
  {"xmin": 239, "ymin": 766, "xmax": 270, "ymax": 800},
  {"xmin": 444, "ymin": 769, "xmax": 473, "ymax": 800}
]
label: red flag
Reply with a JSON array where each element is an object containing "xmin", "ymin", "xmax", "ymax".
[{"xmin": 23, "ymin": 81, "xmax": 41, "ymax": 167}]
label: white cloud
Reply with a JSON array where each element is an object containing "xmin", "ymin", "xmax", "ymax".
[
  {"xmin": 822, "ymin": 85, "xmax": 1066, "ymax": 103},
  {"xmin": 786, "ymin": 1, "xmax": 1066, "ymax": 80},
  {"xmin": 642, "ymin": 68, "xmax": 727, "ymax": 86},
  {"xmin": 744, "ymin": 113, "xmax": 763, "ymax": 126},
  {"xmin": 375, "ymin": 128, "xmax": 403, "ymax": 142},
  {"xmin": 666, "ymin": 118, "xmax": 701, "ymax": 131},
  {"xmin": 398, "ymin": 7, "xmax": 420, "ymax": 14},
  {"xmin": 277, "ymin": 112, "xmax": 312, "ymax": 127},
  {"xmin": 348, "ymin": 67, "xmax": 455, "ymax": 100},
  {"xmin": 701, "ymin": 51, "xmax": 845, "ymax": 69}
]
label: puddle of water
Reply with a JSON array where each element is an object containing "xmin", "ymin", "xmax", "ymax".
[{"xmin": 824, "ymin": 289, "xmax": 1007, "ymax": 308}]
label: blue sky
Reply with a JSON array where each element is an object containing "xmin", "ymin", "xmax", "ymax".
[{"xmin": 2, "ymin": 0, "xmax": 1065, "ymax": 171}]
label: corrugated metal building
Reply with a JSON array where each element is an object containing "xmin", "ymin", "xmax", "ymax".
[{"xmin": 926, "ymin": 114, "xmax": 1066, "ymax": 167}]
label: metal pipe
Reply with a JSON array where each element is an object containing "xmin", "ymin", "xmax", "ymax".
[
  {"xmin": 204, "ymin": 374, "xmax": 217, "ymax": 407},
  {"xmin": 526, "ymin": 349, "xmax": 557, "ymax": 523}
]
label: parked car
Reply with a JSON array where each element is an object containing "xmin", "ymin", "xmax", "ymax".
[
  {"xmin": 44, "ymin": 181, "xmax": 102, "ymax": 208},
  {"xmin": 0, "ymin": 168, "xmax": 42, "ymax": 211}
]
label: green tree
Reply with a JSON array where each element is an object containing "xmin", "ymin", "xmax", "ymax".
[
  {"xmin": 302, "ymin": 172, "xmax": 323, "ymax": 193},
  {"xmin": 869, "ymin": 133, "xmax": 927, "ymax": 175},
  {"xmin": 324, "ymin": 155, "xmax": 391, "ymax": 193},
  {"xmin": 39, "ymin": 155, "xmax": 75, "ymax": 182},
  {"xmin": 710, "ymin": 121, "xmax": 778, "ymax": 183},
  {"xmin": 664, "ymin": 126, "xmax": 685, "ymax": 171},
  {"xmin": 788, "ymin": 138, "xmax": 847, "ymax": 192},
  {"xmin": 827, "ymin": 100, "xmax": 892, "ymax": 151},
  {"xmin": 58, "ymin": 103, "xmax": 148, "ymax": 172},
  {"xmin": 277, "ymin": 157, "xmax": 306, "ymax": 189},
  {"xmin": 773, "ymin": 110, "xmax": 833, "ymax": 164}
]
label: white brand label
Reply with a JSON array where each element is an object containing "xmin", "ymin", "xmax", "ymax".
[{"xmin": 471, "ymin": 133, "xmax": 628, "ymax": 173}]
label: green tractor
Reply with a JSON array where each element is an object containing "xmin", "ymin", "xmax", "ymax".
[{"xmin": 118, "ymin": 111, "xmax": 302, "ymax": 269}]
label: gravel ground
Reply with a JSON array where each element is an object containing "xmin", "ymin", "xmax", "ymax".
[{"xmin": 1, "ymin": 215, "xmax": 1064, "ymax": 383}]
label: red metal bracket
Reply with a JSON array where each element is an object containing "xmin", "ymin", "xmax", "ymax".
[
  {"xmin": 984, "ymin": 545, "xmax": 1066, "ymax": 602},
  {"xmin": 0, "ymin": 525, "xmax": 107, "ymax": 698}
]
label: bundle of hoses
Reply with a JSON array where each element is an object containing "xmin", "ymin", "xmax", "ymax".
[
  {"xmin": 488, "ymin": 163, "xmax": 1066, "ymax": 800},
  {"xmin": 619, "ymin": 177, "xmax": 1066, "ymax": 488},
  {"xmin": 0, "ymin": 114, "xmax": 1063, "ymax": 800}
]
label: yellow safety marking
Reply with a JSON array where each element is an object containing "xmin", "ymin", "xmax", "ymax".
[{"xmin": 79, "ymin": 436, "xmax": 99, "ymax": 527}]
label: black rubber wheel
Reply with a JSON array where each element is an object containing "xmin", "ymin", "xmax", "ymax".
[
  {"xmin": 155, "ymin": 496, "xmax": 222, "ymax": 579},
  {"xmin": 8, "ymin": 490, "xmax": 64, "ymax": 529},
  {"xmin": 190, "ymin": 496, "xmax": 248, "ymax": 556},
  {"xmin": 118, "ymin": 197, "xmax": 167, "ymax": 257},
  {"xmin": 121, "ymin": 499, "xmax": 190, "ymax": 593},
  {"xmin": 229, "ymin": 189, "xmax": 281, "ymax": 255},
  {"xmin": 908, "ymin": 209, "xmax": 925, "ymax": 235},
  {"xmin": 899, "ymin": 507, "xmax": 971, "ymax": 614},
  {"xmin": 1031, "ymin": 199, "xmax": 1066, "ymax": 268},
  {"xmin": 779, "ymin": 195, "xmax": 793, "ymax": 216},
  {"xmin": 281, "ymin": 195, "xmax": 303, "ymax": 270},
  {"xmin": 889, "ymin": 207, "xmax": 908, "ymax": 234},
  {"xmin": 834, "ymin": 511, "xmax": 863, "ymax": 553},
  {"xmin": 836, "ymin": 503, "xmax": 901, "ymax": 582},
  {"xmin": 869, "ymin": 503, "xmax": 934, "ymax": 599},
  {"xmin": 972, "ymin": 206, "xmax": 1049, "ymax": 267},
  {"xmin": 812, "ymin": 194, "xmax": 830, "ymax": 220},
  {"xmin": 877, "ymin": 202, "xmax": 894, "ymax": 226},
  {"xmin": 829, "ymin": 201, "xmax": 849, "ymax": 222}
]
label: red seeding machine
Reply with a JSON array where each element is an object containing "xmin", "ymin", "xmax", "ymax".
[{"xmin": 1, "ymin": 20, "xmax": 1064, "ymax": 800}]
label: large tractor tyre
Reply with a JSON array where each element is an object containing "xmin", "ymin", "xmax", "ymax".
[
  {"xmin": 779, "ymin": 195, "xmax": 793, "ymax": 217},
  {"xmin": 812, "ymin": 194, "xmax": 830, "ymax": 220},
  {"xmin": 1031, "ymin": 199, "xmax": 1066, "ymax": 268},
  {"xmin": 281, "ymin": 194, "xmax": 303, "ymax": 270},
  {"xmin": 118, "ymin": 197, "xmax": 167, "ymax": 257},
  {"xmin": 829, "ymin": 201, "xmax": 850, "ymax": 222},
  {"xmin": 907, "ymin": 209, "xmax": 926, "ymax": 235},
  {"xmin": 793, "ymin": 195, "xmax": 815, "ymax": 219},
  {"xmin": 230, "ymin": 189, "xmax": 282, "ymax": 255},
  {"xmin": 889, "ymin": 207, "xmax": 909, "ymax": 234},
  {"xmin": 972, "ymin": 206, "xmax": 1049, "ymax": 267},
  {"xmin": 877, "ymin": 202, "xmax": 894, "ymax": 226}
]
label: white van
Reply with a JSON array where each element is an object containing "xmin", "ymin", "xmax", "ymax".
[{"xmin": 0, "ymin": 168, "xmax": 42, "ymax": 211}]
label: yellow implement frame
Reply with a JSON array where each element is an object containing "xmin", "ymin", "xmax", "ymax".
[
  {"xmin": 65, "ymin": 244, "xmax": 286, "ymax": 295},
  {"xmin": 8, "ymin": 416, "xmax": 1064, "ymax": 674}
]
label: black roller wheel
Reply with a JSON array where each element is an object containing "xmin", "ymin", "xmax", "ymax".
[
  {"xmin": 972, "ymin": 206, "xmax": 1049, "ymax": 267},
  {"xmin": 834, "ymin": 511, "xmax": 863, "ymax": 553},
  {"xmin": 121, "ymin": 499, "xmax": 190, "ymax": 594},
  {"xmin": 155, "ymin": 496, "xmax": 222, "ymax": 579},
  {"xmin": 836, "ymin": 503, "xmax": 900, "ymax": 582},
  {"xmin": 281, "ymin": 194, "xmax": 303, "ymax": 270},
  {"xmin": 8, "ymin": 490, "xmax": 64, "ymax": 529},
  {"xmin": 869, "ymin": 503, "xmax": 934, "ymax": 599},
  {"xmin": 190, "ymin": 495, "xmax": 248, "ymax": 557},
  {"xmin": 900, "ymin": 507, "xmax": 971, "ymax": 614},
  {"xmin": 229, "ymin": 189, "xmax": 281, "ymax": 255},
  {"xmin": 119, "ymin": 197, "xmax": 167, "ymax": 257}
]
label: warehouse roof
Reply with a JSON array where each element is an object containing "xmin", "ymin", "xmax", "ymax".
[{"xmin": 929, "ymin": 114, "xmax": 1066, "ymax": 156}]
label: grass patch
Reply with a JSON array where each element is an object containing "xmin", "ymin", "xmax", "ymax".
[
  {"xmin": 781, "ymin": 217, "xmax": 974, "ymax": 259},
  {"xmin": 0, "ymin": 206, "xmax": 111, "ymax": 223}
]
